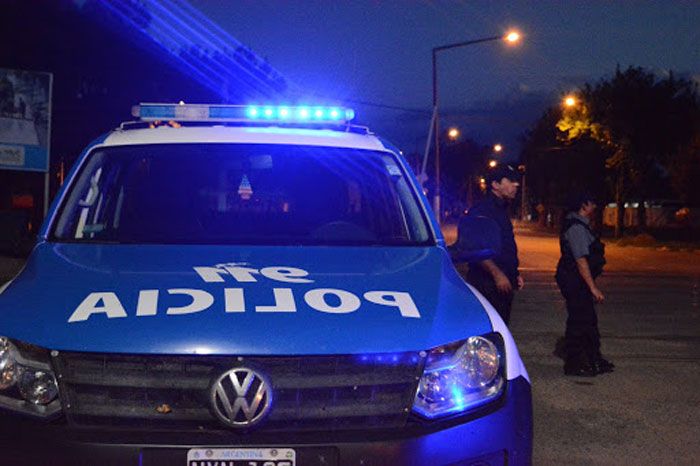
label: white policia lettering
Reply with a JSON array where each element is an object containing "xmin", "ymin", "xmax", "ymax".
[
  {"xmin": 67, "ymin": 264, "xmax": 421, "ymax": 323},
  {"xmin": 68, "ymin": 288, "xmax": 420, "ymax": 322}
]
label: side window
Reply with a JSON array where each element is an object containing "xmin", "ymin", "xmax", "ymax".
[
  {"xmin": 53, "ymin": 151, "xmax": 122, "ymax": 240},
  {"xmin": 380, "ymin": 155, "xmax": 429, "ymax": 242},
  {"xmin": 54, "ymin": 152, "xmax": 104, "ymax": 239},
  {"xmin": 394, "ymin": 175, "xmax": 429, "ymax": 241}
]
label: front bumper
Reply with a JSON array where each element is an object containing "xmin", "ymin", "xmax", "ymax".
[{"xmin": 0, "ymin": 376, "xmax": 532, "ymax": 466}]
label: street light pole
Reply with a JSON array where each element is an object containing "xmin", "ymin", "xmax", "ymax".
[
  {"xmin": 520, "ymin": 168, "xmax": 528, "ymax": 220},
  {"xmin": 430, "ymin": 33, "xmax": 518, "ymax": 223},
  {"xmin": 432, "ymin": 48, "xmax": 440, "ymax": 220}
]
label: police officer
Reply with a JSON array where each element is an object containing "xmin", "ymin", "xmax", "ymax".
[
  {"xmin": 461, "ymin": 164, "xmax": 524, "ymax": 325},
  {"xmin": 555, "ymin": 192, "xmax": 614, "ymax": 376}
]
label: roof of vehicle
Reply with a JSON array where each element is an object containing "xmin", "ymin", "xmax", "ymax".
[
  {"xmin": 100, "ymin": 125, "xmax": 392, "ymax": 152},
  {"xmin": 93, "ymin": 103, "xmax": 399, "ymax": 153},
  {"xmin": 38, "ymin": 103, "xmax": 440, "ymax": 242}
]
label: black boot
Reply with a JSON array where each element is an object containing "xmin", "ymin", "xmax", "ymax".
[
  {"xmin": 564, "ymin": 361, "xmax": 597, "ymax": 377},
  {"xmin": 592, "ymin": 358, "xmax": 615, "ymax": 374}
]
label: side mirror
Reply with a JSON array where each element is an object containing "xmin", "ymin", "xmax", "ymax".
[
  {"xmin": 449, "ymin": 246, "xmax": 496, "ymax": 264},
  {"xmin": 449, "ymin": 215, "xmax": 502, "ymax": 264}
]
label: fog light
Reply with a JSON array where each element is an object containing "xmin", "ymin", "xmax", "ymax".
[
  {"xmin": 0, "ymin": 337, "xmax": 17, "ymax": 390},
  {"xmin": 18, "ymin": 368, "xmax": 58, "ymax": 405}
]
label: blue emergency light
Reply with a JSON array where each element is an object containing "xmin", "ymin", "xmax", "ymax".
[{"xmin": 132, "ymin": 103, "xmax": 355, "ymax": 124}]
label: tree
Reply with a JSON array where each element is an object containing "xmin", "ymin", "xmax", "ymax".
[
  {"xmin": 556, "ymin": 66, "xmax": 699, "ymax": 236},
  {"xmin": 440, "ymin": 135, "xmax": 489, "ymax": 217},
  {"xmin": 521, "ymin": 108, "xmax": 608, "ymax": 227},
  {"xmin": 671, "ymin": 130, "xmax": 700, "ymax": 206}
]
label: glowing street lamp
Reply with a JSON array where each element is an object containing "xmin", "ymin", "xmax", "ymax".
[
  {"xmin": 488, "ymin": 160, "xmax": 498, "ymax": 168},
  {"xmin": 493, "ymin": 143, "xmax": 503, "ymax": 153},
  {"xmin": 505, "ymin": 31, "xmax": 521, "ymax": 44},
  {"xmin": 564, "ymin": 95, "xmax": 577, "ymax": 107},
  {"xmin": 447, "ymin": 127, "xmax": 460, "ymax": 140},
  {"xmin": 428, "ymin": 29, "xmax": 523, "ymax": 223}
]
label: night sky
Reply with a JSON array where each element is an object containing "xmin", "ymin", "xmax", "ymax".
[{"xmin": 192, "ymin": 1, "xmax": 700, "ymax": 157}]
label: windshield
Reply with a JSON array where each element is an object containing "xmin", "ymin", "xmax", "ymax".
[{"xmin": 52, "ymin": 143, "xmax": 432, "ymax": 246}]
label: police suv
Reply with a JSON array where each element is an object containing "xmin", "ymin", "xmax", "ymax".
[{"xmin": 0, "ymin": 104, "xmax": 532, "ymax": 465}]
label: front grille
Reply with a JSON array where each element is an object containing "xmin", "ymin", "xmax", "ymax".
[{"xmin": 52, "ymin": 352, "xmax": 424, "ymax": 432}]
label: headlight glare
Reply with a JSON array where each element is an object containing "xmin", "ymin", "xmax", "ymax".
[
  {"xmin": 458, "ymin": 336, "xmax": 500, "ymax": 388},
  {"xmin": 413, "ymin": 335, "xmax": 504, "ymax": 419}
]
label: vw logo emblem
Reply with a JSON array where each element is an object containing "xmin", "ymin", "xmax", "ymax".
[{"xmin": 210, "ymin": 367, "xmax": 273, "ymax": 428}]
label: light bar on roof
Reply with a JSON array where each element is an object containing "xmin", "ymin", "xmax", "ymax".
[{"xmin": 132, "ymin": 103, "xmax": 355, "ymax": 124}]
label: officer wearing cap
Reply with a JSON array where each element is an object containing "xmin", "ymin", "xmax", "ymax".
[
  {"xmin": 556, "ymin": 192, "xmax": 613, "ymax": 376},
  {"xmin": 460, "ymin": 164, "xmax": 524, "ymax": 325}
]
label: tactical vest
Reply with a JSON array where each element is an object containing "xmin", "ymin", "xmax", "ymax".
[{"xmin": 557, "ymin": 216, "xmax": 606, "ymax": 279}]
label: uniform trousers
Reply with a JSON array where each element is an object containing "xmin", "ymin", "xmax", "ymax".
[{"xmin": 556, "ymin": 272, "xmax": 601, "ymax": 367}]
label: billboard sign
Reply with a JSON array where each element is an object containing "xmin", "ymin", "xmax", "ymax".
[{"xmin": 0, "ymin": 68, "xmax": 52, "ymax": 172}]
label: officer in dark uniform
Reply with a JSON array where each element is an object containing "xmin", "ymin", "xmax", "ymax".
[
  {"xmin": 460, "ymin": 164, "xmax": 523, "ymax": 325},
  {"xmin": 555, "ymin": 192, "xmax": 614, "ymax": 376}
]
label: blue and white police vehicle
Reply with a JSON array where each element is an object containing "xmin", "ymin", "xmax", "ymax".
[{"xmin": 0, "ymin": 103, "xmax": 531, "ymax": 465}]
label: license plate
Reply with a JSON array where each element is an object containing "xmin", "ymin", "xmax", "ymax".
[{"xmin": 187, "ymin": 448, "xmax": 295, "ymax": 466}]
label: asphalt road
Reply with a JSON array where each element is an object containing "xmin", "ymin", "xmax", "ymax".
[
  {"xmin": 445, "ymin": 222, "xmax": 700, "ymax": 463},
  {"xmin": 1, "ymin": 230, "xmax": 699, "ymax": 465},
  {"xmin": 508, "ymin": 226, "xmax": 700, "ymax": 465}
]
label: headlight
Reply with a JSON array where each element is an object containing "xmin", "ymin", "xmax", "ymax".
[
  {"xmin": 0, "ymin": 337, "xmax": 18, "ymax": 389},
  {"xmin": 0, "ymin": 336, "xmax": 61, "ymax": 417},
  {"xmin": 412, "ymin": 334, "xmax": 504, "ymax": 419}
]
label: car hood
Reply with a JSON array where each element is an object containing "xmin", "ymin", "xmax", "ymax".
[{"xmin": 0, "ymin": 243, "xmax": 492, "ymax": 355}]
